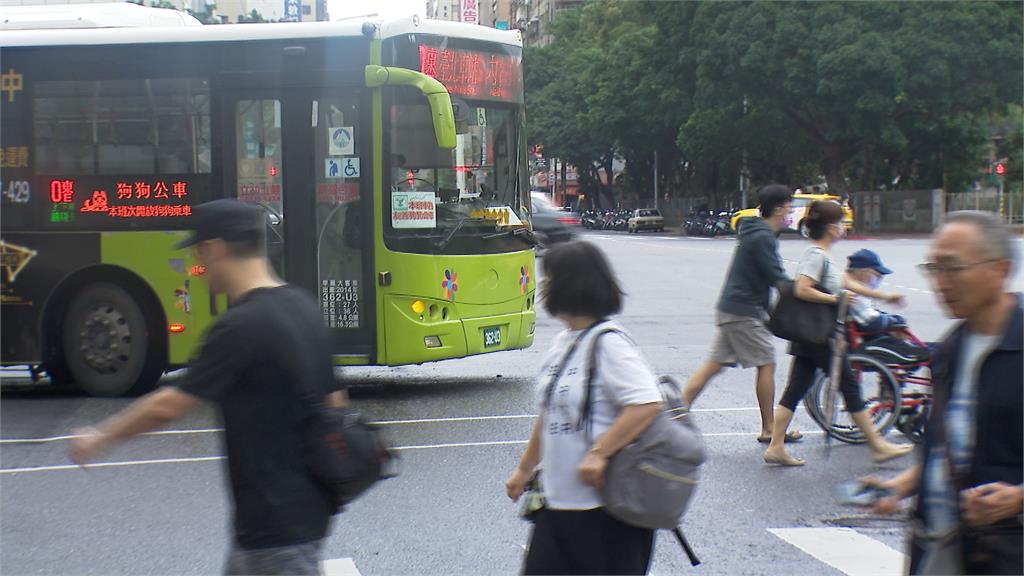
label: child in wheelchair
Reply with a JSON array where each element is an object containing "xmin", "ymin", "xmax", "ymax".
[{"xmin": 844, "ymin": 249, "xmax": 930, "ymax": 365}]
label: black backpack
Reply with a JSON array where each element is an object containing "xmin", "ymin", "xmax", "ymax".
[{"xmin": 303, "ymin": 405, "xmax": 398, "ymax": 514}]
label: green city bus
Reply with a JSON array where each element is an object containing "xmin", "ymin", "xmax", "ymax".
[{"xmin": 0, "ymin": 13, "xmax": 537, "ymax": 396}]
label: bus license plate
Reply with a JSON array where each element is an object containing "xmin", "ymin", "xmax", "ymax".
[{"xmin": 483, "ymin": 326, "xmax": 501, "ymax": 348}]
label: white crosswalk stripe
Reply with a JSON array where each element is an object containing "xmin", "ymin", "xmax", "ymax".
[
  {"xmin": 768, "ymin": 527, "xmax": 905, "ymax": 576},
  {"xmin": 323, "ymin": 557, "xmax": 362, "ymax": 576}
]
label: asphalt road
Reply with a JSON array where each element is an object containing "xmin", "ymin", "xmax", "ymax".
[{"xmin": 3, "ymin": 230, "xmax": 1023, "ymax": 576}]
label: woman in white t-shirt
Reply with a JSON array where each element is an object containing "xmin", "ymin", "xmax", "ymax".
[
  {"xmin": 764, "ymin": 200, "xmax": 914, "ymax": 466},
  {"xmin": 506, "ymin": 241, "xmax": 663, "ymax": 575}
]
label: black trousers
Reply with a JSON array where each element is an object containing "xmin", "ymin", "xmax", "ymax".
[
  {"xmin": 778, "ymin": 352, "xmax": 866, "ymax": 413},
  {"xmin": 523, "ymin": 508, "xmax": 655, "ymax": 576}
]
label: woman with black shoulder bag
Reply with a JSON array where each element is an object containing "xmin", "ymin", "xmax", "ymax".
[
  {"xmin": 764, "ymin": 200, "xmax": 915, "ymax": 466},
  {"xmin": 505, "ymin": 241, "xmax": 663, "ymax": 575}
]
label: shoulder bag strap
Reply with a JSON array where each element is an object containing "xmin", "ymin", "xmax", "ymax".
[
  {"xmin": 578, "ymin": 327, "xmax": 631, "ymax": 441},
  {"xmin": 541, "ymin": 320, "xmax": 607, "ymax": 409}
]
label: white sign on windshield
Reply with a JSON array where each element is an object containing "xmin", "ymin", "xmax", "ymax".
[{"xmin": 392, "ymin": 191, "xmax": 436, "ymax": 229}]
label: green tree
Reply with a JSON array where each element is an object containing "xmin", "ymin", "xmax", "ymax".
[
  {"xmin": 238, "ymin": 9, "xmax": 267, "ymax": 23},
  {"xmin": 525, "ymin": 10, "xmax": 620, "ymax": 207},
  {"xmin": 526, "ymin": 0, "xmax": 1022, "ymax": 203},
  {"xmin": 685, "ymin": 1, "xmax": 1022, "ymax": 194},
  {"xmin": 188, "ymin": 2, "xmax": 220, "ymax": 24}
]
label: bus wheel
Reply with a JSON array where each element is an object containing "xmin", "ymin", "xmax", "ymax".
[{"xmin": 62, "ymin": 283, "xmax": 163, "ymax": 397}]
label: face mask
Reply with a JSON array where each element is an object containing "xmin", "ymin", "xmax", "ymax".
[
  {"xmin": 834, "ymin": 224, "xmax": 846, "ymax": 240},
  {"xmin": 868, "ymin": 275, "xmax": 882, "ymax": 289},
  {"xmin": 781, "ymin": 213, "xmax": 794, "ymax": 229}
]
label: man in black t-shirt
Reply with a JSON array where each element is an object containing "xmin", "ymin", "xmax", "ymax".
[{"xmin": 70, "ymin": 199, "xmax": 344, "ymax": 575}]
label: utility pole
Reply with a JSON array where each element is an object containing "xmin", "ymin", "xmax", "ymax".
[
  {"xmin": 653, "ymin": 150, "xmax": 659, "ymax": 211},
  {"xmin": 550, "ymin": 157, "xmax": 557, "ymax": 204},
  {"xmin": 740, "ymin": 95, "xmax": 749, "ymax": 208}
]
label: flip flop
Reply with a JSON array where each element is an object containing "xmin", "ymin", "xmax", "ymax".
[{"xmin": 757, "ymin": 430, "xmax": 803, "ymax": 444}]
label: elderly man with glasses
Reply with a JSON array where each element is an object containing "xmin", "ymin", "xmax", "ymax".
[{"xmin": 867, "ymin": 211, "xmax": 1022, "ymax": 575}]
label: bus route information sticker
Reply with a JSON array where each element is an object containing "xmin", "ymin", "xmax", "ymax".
[
  {"xmin": 321, "ymin": 279, "xmax": 359, "ymax": 329},
  {"xmin": 391, "ymin": 191, "xmax": 436, "ymax": 229}
]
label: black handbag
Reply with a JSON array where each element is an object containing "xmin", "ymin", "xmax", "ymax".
[
  {"xmin": 303, "ymin": 406, "xmax": 397, "ymax": 514},
  {"xmin": 768, "ymin": 257, "xmax": 837, "ymax": 346}
]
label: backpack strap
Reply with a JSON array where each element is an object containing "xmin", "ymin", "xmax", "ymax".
[
  {"xmin": 578, "ymin": 327, "xmax": 633, "ymax": 441},
  {"xmin": 672, "ymin": 527, "xmax": 701, "ymax": 566},
  {"xmin": 541, "ymin": 320, "xmax": 607, "ymax": 409}
]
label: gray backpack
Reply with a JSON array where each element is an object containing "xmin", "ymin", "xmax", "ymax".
[{"xmin": 582, "ymin": 328, "xmax": 706, "ymax": 564}]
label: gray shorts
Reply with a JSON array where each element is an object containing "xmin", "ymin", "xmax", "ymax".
[
  {"xmin": 710, "ymin": 316, "xmax": 776, "ymax": 368},
  {"xmin": 225, "ymin": 540, "xmax": 323, "ymax": 576}
]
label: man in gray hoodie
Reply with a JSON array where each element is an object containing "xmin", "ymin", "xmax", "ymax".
[{"xmin": 683, "ymin": 185, "xmax": 794, "ymax": 441}]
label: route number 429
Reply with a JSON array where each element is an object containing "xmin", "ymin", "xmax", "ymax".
[{"xmin": 2, "ymin": 180, "xmax": 31, "ymax": 204}]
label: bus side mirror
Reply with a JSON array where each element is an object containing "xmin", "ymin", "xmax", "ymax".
[{"xmin": 365, "ymin": 65, "xmax": 457, "ymax": 149}]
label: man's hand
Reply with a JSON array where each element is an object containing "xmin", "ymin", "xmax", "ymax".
[
  {"xmin": 69, "ymin": 427, "xmax": 110, "ymax": 466},
  {"xmin": 66, "ymin": 387, "xmax": 199, "ymax": 467},
  {"xmin": 961, "ymin": 482, "xmax": 1024, "ymax": 528},
  {"xmin": 578, "ymin": 451, "xmax": 609, "ymax": 489}
]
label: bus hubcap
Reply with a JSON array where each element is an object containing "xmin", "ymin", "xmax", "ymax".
[{"xmin": 78, "ymin": 305, "xmax": 132, "ymax": 374}]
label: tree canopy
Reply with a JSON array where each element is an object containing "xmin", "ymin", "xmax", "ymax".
[{"xmin": 525, "ymin": 0, "xmax": 1023, "ymax": 207}]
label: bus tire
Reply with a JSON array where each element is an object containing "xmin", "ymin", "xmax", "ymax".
[{"xmin": 62, "ymin": 283, "xmax": 164, "ymax": 397}]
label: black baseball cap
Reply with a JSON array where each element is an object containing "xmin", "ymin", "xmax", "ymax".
[{"xmin": 175, "ymin": 199, "xmax": 265, "ymax": 249}]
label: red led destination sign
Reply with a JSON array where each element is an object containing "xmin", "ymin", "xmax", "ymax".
[
  {"xmin": 419, "ymin": 44, "xmax": 523, "ymax": 103},
  {"xmin": 47, "ymin": 178, "xmax": 193, "ymax": 223}
]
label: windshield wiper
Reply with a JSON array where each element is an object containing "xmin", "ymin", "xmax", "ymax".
[
  {"xmin": 434, "ymin": 216, "xmax": 490, "ymax": 252},
  {"xmin": 481, "ymin": 227, "xmax": 540, "ymax": 247}
]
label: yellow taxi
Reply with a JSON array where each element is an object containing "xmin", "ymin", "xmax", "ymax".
[{"xmin": 731, "ymin": 192, "xmax": 854, "ymax": 236}]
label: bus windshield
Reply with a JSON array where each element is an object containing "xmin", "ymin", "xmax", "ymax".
[{"xmin": 385, "ymin": 37, "xmax": 528, "ymax": 255}]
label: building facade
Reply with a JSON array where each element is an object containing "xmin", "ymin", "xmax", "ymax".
[{"xmin": 511, "ymin": 0, "xmax": 580, "ymax": 45}]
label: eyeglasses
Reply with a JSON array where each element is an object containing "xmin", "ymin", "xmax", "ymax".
[{"xmin": 917, "ymin": 259, "xmax": 1000, "ymax": 277}]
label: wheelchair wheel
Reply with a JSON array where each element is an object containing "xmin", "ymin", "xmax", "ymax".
[{"xmin": 807, "ymin": 353, "xmax": 901, "ymax": 444}]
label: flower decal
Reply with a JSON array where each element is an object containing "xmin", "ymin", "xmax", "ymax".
[
  {"xmin": 520, "ymin": 266, "xmax": 530, "ymax": 294},
  {"xmin": 442, "ymin": 269, "xmax": 458, "ymax": 301}
]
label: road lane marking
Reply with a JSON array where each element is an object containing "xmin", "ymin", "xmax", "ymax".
[
  {"xmin": 768, "ymin": 527, "xmax": 905, "ymax": 576},
  {"xmin": 0, "ymin": 428, "xmax": 223, "ymax": 444},
  {"xmin": 395, "ymin": 439, "xmax": 528, "ymax": 450},
  {"xmin": 0, "ymin": 431, "xmax": 825, "ymax": 474},
  {"xmin": 2, "ymin": 406, "xmax": 798, "ymax": 444},
  {"xmin": 323, "ymin": 558, "xmax": 362, "ymax": 576},
  {"xmin": 374, "ymin": 414, "xmax": 534, "ymax": 425},
  {"xmin": 1, "ymin": 456, "xmax": 226, "ymax": 474}
]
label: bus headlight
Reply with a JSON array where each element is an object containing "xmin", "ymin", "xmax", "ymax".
[{"xmin": 411, "ymin": 300, "xmax": 426, "ymax": 315}]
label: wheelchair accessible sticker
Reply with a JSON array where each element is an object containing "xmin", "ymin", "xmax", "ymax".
[{"xmin": 325, "ymin": 157, "xmax": 360, "ymax": 179}]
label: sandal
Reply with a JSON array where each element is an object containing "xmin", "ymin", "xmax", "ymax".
[{"xmin": 757, "ymin": 430, "xmax": 803, "ymax": 444}]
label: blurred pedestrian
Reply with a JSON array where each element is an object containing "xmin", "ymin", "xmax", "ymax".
[
  {"xmin": 683, "ymin": 184, "xmax": 794, "ymax": 442},
  {"xmin": 764, "ymin": 200, "xmax": 912, "ymax": 466},
  {"xmin": 506, "ymin": 241, "xmax": 663, "ymax": 575},
  {"xmin": 868, "ymin": 211, "xmax": 1022, "ymax": 574},
  {"xmin": 70, "ymin": 199, "xmax": 345, "ymax": 575}
]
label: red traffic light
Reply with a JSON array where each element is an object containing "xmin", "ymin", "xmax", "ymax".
[{"xmin": 995, "ymin": 162, "xmax": 1006, "ymax": 175}]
